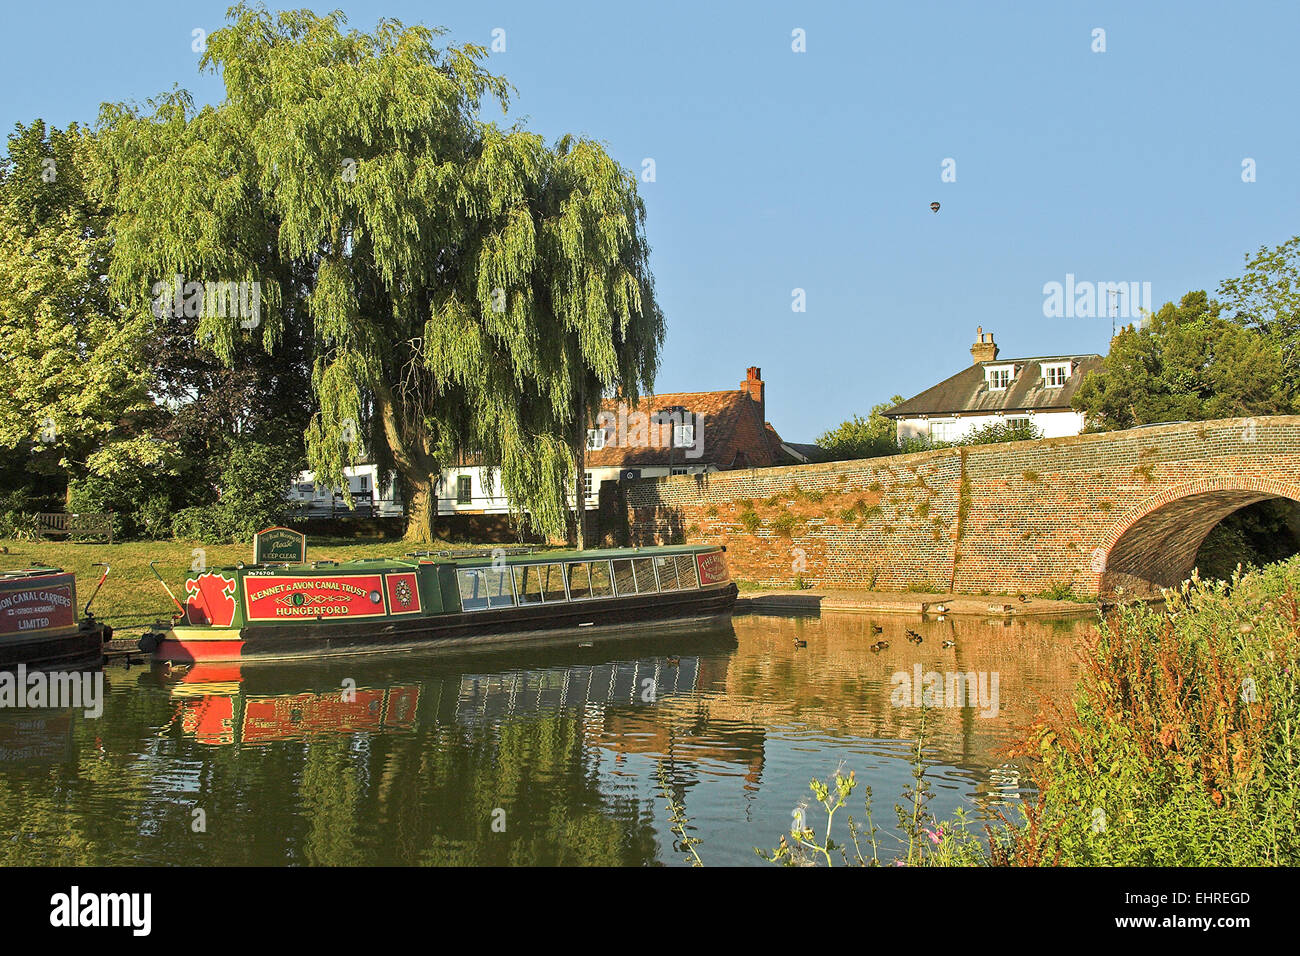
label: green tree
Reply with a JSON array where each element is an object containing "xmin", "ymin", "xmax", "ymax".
[
  {"xmin": 94, "ymin": 5, "xmax": 663, "ymax": 543},
  {"xmin": 1219, "ymin": 234, "xmax": 1300, "ymax": 399},
  {"xmin": 0, "ymin": 120, "xmax": 154, "ymax": 487},
  {"xmin": 955, "ymin": 419, "xmax": 1041, "ymax": 446},
  {"xmin": 1072, "ymin": 290, "xmax": 1289, "ymax": 431},
  {"xmin": 816, "ymin": 396, "xmax": 904, "ymax": 461}
]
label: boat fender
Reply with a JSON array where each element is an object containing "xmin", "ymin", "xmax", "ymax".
[
  {"xmin": 101, "ymin": 624, "xmax": 114, "ymax": 643},
  {"xmin": 138, "ymin": 632, "xmax": 161, "ymax": 653}
]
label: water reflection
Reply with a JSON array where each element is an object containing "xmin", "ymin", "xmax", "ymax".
[{"xmin": 0, "ymin": 611, "xmax": 1092, "ymax": 866}]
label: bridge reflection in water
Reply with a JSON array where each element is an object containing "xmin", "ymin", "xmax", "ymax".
[{"xmin": 0, "ymin": 612, "xmax": 1091, "ymax": 865}]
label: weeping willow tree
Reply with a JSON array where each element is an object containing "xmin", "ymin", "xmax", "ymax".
[{"xmin": 95, "ymin": 4, "xmax": 663, "ymax": 541}]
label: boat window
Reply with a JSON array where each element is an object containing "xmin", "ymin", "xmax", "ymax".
[
  {"xmin": 674, "ymin": 554, "xmax": 699, "ymax": 589},
  {"xmin": 588, "ymin": 560, "xmax": 614, "ymax": 598},
  {"xmin": 566, "ymin": 562, "xmax": 591, "ymax": 600},
  {"xmin": 632, "ymin": 557, "xmax": 657, "ymax": 593},
  {"xmin": 513, "ymin": 565, "xmax": 544, "ymax": 605},
  {"xmin": 612, "ymin": 559, "xmax": 637, "ymax": 595},
  {"xmin": 458, "ymin": 567, "xmax": 516, "ymax": 611},
  {"xmin": 538, "ymin": 562, "xmax": 568, "ymax": 602},
  {"xmin": 655, "ymin": 555, "xmax": 681, "ymax": 591}
]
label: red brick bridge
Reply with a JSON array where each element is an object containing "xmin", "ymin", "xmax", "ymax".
[{"xmin": 615, "ymin": 416, "xmax": 1300, "ymax": 599}]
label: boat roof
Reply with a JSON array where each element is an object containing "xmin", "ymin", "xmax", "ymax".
[
  {"xmin": 206, "ymin": 544, "xmax": 719, "ymax": 574},
  {"xmin": 0, "ymin": 567, "xmax": 66, "ymax": 581},
  {"xmin": 449, "ymin": 544, "xmax": 714, "ymax": 568}
]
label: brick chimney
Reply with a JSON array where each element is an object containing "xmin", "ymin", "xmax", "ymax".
[
  {"xmin": 742, "ymin": 366, "xmax": 765, "ymax": 422},
  {"xmin": 970, "ymin": 326, "xmax": 999, "ymax": 365}
]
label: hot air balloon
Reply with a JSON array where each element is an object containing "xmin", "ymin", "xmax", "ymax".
[{"xmin": 930, "ymin": 201, "xmax": 941, "ymax": 213}]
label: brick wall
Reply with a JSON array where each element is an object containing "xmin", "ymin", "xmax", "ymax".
[{"xmin": 609, "ymin": 416, "xmax": 1300, "ymax": 598}]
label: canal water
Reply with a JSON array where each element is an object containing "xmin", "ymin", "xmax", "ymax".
[{"xmin": 0, "ymin": 610, "xmax": 1092, "ymax": 866}]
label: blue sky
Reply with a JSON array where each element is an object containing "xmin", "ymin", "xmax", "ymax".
[{"xmin": 3, "ymin": 1, "xmax": 1296, "ymax": 441}]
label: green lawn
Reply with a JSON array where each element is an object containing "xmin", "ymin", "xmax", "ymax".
[{"xmin": 0, "ymin": 536, "xmax": 496, "ymax": 634}]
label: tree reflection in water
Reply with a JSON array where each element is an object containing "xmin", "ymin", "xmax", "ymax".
[{"xmin": 0, "ymin": 612, "xmax": 1090, "ymax": 865}]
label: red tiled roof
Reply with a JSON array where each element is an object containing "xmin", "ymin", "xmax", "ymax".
[{"xmin": 585, "ymin": 388, "xmax": 788, "ymax": 469}]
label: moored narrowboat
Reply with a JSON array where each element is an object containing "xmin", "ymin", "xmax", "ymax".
[
  {"xmin": 0, "ymin": 567, "xmax": 111, "ymax": 670},
  {"xmin": 141, "ymin": 544, "xmax": 736, "ymax": 663}
]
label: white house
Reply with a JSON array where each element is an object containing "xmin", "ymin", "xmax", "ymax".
[
  {"xmin": 883, "ymin": 328, "xmax": 1102, "ymax": 443},
  {"xmin": 289, "ymin": 367, "xmax": 812, "ymax": 519},
  {"xmin": 287, "ymin": 464, "xmax": 404, "ymax": 518},
  {"xmin": 437, "ymin": 367, "xmax": 806, "ymax": 514}
]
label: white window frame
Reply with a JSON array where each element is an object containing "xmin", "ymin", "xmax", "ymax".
[
  {"xmin": 1041, "ymin": 362, "xmax": 1070, "ymax": 388},
  {"xmin": 673, "ymin": 423, "xmax": 694, "ymax": 448},
  {"xmin": 929, "ymin": 418, "xmax": 961, "ymax": 442},
  {"xmin": 586, "ymin": 427, "xmax": 606, "ymax": 451},
  {"xmin": 985, "ymin": 364, "xmax": 1015, "ymax": 391}
]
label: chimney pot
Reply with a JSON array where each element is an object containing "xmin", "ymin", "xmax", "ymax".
[{"xmin": 970, "ymin": 328, "xmax": 999, "ymax": 364}]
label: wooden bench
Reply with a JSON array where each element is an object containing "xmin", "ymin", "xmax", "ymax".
[{"xmin": 36, "ymin": 513, "xmax": 114, "ymax": 544}]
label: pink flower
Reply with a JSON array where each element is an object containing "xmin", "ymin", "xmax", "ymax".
[{"xmin": 925, "ymin": 827, "xmax": 943, "ymax": 845}]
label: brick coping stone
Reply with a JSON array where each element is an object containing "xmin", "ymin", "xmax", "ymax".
[{"xmin": 735, "ymin": 589, "xmax": 1095, "ymax": 618}]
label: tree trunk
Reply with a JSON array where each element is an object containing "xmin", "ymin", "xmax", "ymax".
[
  {"xmin": 373, "ymin": 380, "xmax": 441, "ymax": 544},
  {"xmin": 575, "ymin": 379, "xmax": 586, "ymax": 551},
  {"xmin": 404, "ymin": 476, "xmax": 438, "ymax": 544}
]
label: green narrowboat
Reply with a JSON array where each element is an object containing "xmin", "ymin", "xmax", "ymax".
[{"xmin": 140, "ymin": 544, "xmax": 736, "ymax": 663}]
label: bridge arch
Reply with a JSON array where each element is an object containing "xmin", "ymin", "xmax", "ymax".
[{"xmin": 1095, "ymin": 477, "xmax": 1300, "ymax": 599}]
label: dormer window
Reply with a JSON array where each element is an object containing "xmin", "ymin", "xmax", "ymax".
[
  {"xmin": 986, "ymin": 365, "xmax": 1015, "ymax": 391},
  {"xmin": 586, "ymin": 427, "xmax": 606, "ymax": 451},
  {"xmin": 1041, "ymin": 362, "xmax": 1071, "ymax": 388}
]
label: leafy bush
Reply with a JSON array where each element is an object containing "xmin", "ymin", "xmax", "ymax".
[
  {"xmin": 1013, "ymin": 561, "xmax": 1300, "ymax": 865},
  {"xmin": 815, "ymin": 398, "xmax": 905, "ymax": 462},
  {"xmin": 171, "ymin": 506, "xmax": 226, "ymax": 544},
  {"xmin": 215, "ymin": 436, "xmax": 299, "ymax": 540},
  {"xmin": 66, "ymin": 474, "xmax": 135, "ymax": 541},
  {"xmin": 0, "ymin": 511, "xmax": 40, "ymax": 540},
  {"xmin": 0, "ymin": 487, "xmax": 36, "ymax": 514},
  {"xmin": 168, "ymin": 433, "xmax": 303, "ymax": 543},
  {"xmin": 1038, "ymin": 580, "xmax": 1083, "ymax": 602}
]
